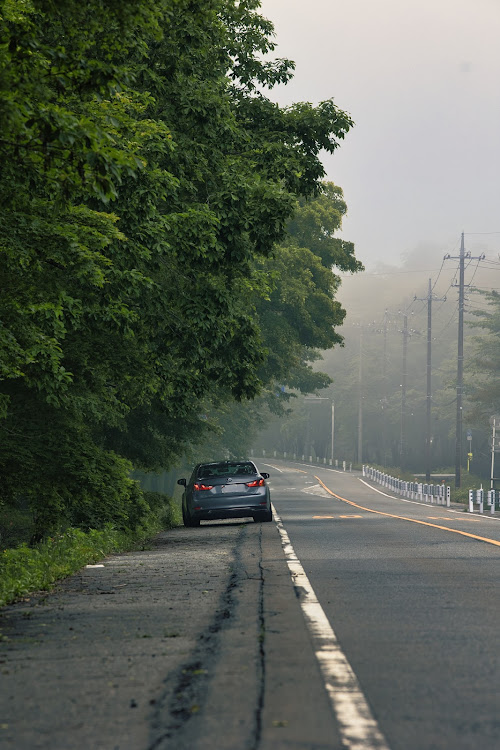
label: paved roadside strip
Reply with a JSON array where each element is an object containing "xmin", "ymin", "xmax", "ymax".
[{"xmin": 0, "ymin": 520, "xmax": 342, "ymax": 750}]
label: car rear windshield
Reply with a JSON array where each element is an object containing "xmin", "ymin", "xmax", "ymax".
[{"xmin": 199, "ymin": 462, "xmax": 257, "ymax": 478}]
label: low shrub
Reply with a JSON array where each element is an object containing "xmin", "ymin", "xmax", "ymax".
[{"xmin": 0, "ymin": 494, "xmax": 180, "ymax": 608}]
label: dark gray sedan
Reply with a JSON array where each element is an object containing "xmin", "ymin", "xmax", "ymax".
[{"xmin": 177, "ymin": 460, "xmax": 271, "ymax": 527}]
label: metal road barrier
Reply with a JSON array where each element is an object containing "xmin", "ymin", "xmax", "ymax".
[
  {"xmin": 468, "ymin": 488, "xmax": 500, "ymax": 515},
  {"xmin": 362, "ymin": 465, "xmax": 451, "ymax": 507}
]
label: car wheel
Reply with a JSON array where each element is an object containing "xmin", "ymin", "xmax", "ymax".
[
  {"xmin": 185, "ymin": 510, "xmax": 200, "ymax": 527},
  {"xmin": 254, "ymin": 509, "xmax": 273, "ymax": 523}
]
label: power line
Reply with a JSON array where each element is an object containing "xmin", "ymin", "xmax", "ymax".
[
  {"xmin": 341, "ymin": 267, "xmax": 446, "ymax": 277},
  {"xmin": 431, "ymin": 256, "xmax": 449, "ymax": 292},
  {"xmin": 468, "ymin": 258, "xmax": 483, "ymax": 288}
]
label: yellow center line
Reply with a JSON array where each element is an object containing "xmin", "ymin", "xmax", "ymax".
[{"xmin": 314, "ymin": 476, "xmax": 500, "ymax": 549}]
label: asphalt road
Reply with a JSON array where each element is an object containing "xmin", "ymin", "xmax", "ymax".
[
  {"xmin": 266, "ymin": 460, "xmax": 500, "ymax": 750},
  {"xmin": 1, "ymin": 462, "xmax": 500, "ymax": 750}
]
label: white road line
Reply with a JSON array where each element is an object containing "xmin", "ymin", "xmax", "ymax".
[
  {"xmin": 272, "ymin": 504, "xmax": 391, "ymax": 750},
  {"xmin": 261, "ymin": 463, "xmax": 284, "ymax": 473},
  {"xmin": 301, "ymin": 484, "xmax": 331, "ymax": 497},
  {"xmin": 292, "ymin": 462, "xmax": 346, "ymax": 474}
]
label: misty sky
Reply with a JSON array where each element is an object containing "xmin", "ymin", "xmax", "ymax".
[{"xmin": 259, "ymin": 0, "xmax": 500, "ymax": 270}]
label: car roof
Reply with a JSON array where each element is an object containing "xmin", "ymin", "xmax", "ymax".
[
  {"xmin": 197, "ymin": 460, "xmax": 255, "ymax": 466},
  {"xmin": 195, "ymin": 460, "xmax": 257, "ymax": 473}
]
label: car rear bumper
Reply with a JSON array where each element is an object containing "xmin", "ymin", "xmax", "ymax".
[{"xmin": 191, "ymin": 504, "xmax": 270, "ymax": 521}]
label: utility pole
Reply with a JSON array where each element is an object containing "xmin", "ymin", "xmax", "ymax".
[
  {"xmin": 400, "ymin": 313, "xmax": 408, "ymax": 470},
  {"xmin": 414, "ymin": 280, "xmax": 446, "ymax": 482},
  {"xmin": 358, "ymin": 325, "xmax": 363, "ymax": 464},
  {"xmin": 425, "ymin": 280, "xmax": 433, "ymax": 482},
  {"xmin": 382, "ymin": 309, "xmax": 388, "ymax": 465},
  {"xmin": 456, "ymin": 234, "xmax": 465, "ymax": 489},
  {"xmin": 331, "ymin": 400, "xmax": 335, "ymax": 463},
  {"xmin": 445, "ymin": 234, "xmax": 484, "ymax": 488}
]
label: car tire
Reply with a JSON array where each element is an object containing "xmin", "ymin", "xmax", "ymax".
[
  {"xmin": 254, "ymin": 509, "xmax": 273, "ymax": 523},
  {"xmin": 183, "ymin": 506, "xmax": 200, "ymax": 527}
]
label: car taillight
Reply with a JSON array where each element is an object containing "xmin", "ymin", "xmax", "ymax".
[
  {"xmin": 246, "ymin": 478, "xmax": 265, "ymax": 487},
  {"xmin": 194, "ymin": 483, "xmax": 213, "ymax": 491}
]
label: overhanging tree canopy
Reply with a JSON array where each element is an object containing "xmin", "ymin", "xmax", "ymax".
[{"xmin": 0, "ymin": 0, "xmax": 358, "ymax": 536}]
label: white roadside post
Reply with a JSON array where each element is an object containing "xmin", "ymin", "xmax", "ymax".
[
  {"xmin": 488, "ymin": 489, "xmax": 495, "ymax": 515},
  {"xmin": 469, "ymin": 490, "xmax": 474, "ymax": 513},
  {"xmin": 478, "ymin": 487, "xmax": 484, "ymax": 514}
]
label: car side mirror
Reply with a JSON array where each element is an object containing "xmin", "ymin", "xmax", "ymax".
[
  {"xmin": 261, "ymin": 472, "xmax": 270, "ymax": 479},
  {"xmin": 177, "ymin": 478, "xmax": 187, "ymax": 486}
]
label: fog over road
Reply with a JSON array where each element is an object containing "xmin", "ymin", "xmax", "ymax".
[{"xmin": 1, "ymin": 463, "xmax": 500, "ymax": 749}]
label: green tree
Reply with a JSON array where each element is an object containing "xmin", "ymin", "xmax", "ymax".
[
  {"xmin": 0, "ymin": 0, "xmax": 356, "ymax": 537},
  {"xmin": 256, "ymin": 183, "xmax": 362, "ymax": 393},
  {"xmin": 193, "ymin": 183, "xmax": 362, "ymax": 459}
]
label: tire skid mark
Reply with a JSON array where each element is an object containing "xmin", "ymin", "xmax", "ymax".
[
  {"xmin": 252, "ymin": 525, "xmax": 265, "ymax": 750},
  {"xmin": 147, "ymin": 525, "xmax": 248, "ymax": 750}
]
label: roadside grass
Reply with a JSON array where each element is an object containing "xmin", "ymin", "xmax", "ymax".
[
  {"xmin": 445, "ymin": 471, "xmax": 486, "ymax": 504},
  {"xmin": 0, "ymin": 493, "xmax": 181, "ymax": 608}
]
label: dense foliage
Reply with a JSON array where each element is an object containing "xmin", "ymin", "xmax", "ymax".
[
  {"xmin": 0, "ymin": 490, "xmax": 179, "ymax": 606},
  {"xmin": 0, "ymin": 0, "xmax": 358, "ymax": 541}
]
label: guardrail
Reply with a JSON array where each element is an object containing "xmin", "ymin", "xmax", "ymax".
[
  {"xmin": 362, "ymin": 465, "xmax": 451, "ymax": 507},
  {"xmin": 468, "ymin": 488, "xmax": 500, "ymax": 515}
]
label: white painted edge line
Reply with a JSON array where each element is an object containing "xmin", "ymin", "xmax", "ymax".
[
  {"xmin": 272, "ymin": 504, "xmax": 391, "ymax": 750},
  {"xmin": 295, "ymin": 463, "xmax": 346, "ymax": 474},
  {"xmin": 261, "ymin": 463, "xmax": 284, "ymax": 473},
  {"xmin": 263, "ymin": 459, "xmax": 346, "ymax": 474},
  {"xmin": 357, "ymin": 478, "xmax": 500, "ymax": 522}
]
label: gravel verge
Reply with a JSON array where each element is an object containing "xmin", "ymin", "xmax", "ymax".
[{"xmin": 0, "ymin": 518, "xmax": 341, "ymax": 750}]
